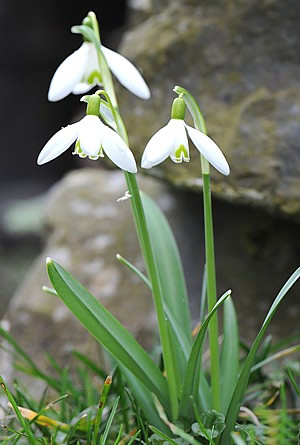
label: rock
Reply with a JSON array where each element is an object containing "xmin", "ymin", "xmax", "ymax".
[
  {"xmin": 1, "ymin": 168, "xmax": 299, "ymax": 384},
  {"xmin": 0, "ymin": 169, "xmax": 177, "ymax": 387},
  {"xmin": 117, "ymin": 0, "xmax": 300, "ymax": 219}
]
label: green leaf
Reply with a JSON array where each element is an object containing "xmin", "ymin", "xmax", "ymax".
[
  {"xmin": 46, "ymin": 258, "xmax": 169, "ymax": 409},
  {"xmin": 179, "ymin": 290, "xmax": 231, "ymax": 417},
  {"xmin": 154, "ymin": 396, "xmax": 202, "ymax": 445},
  {"xmin": 220, "ymin": 296, "xmax": 239, "ymax": 414},
  {"xmin": 221, "ymin": 267, "xmax": 300, "ymax": 444},
  {"xmin": 141, "ymin": 193, "xmax": 192, "ymax": 340},
  {"xmin": 100, "ymin": 397, "xmax": 119, "ymax": 445},
  {"xmin": 116, "ymin": 252, "xmax": 211, "ymax": 410},
  {"xmin": 149, "ymin": 427, "xmax": 179, "ymax": 444},
  {"xmin": 120, "ymin": 365, "xmax": 171, "ymax": 434},
  {"xmin": 0, "ymin": 375, "xmax": 36, "ymax": 444},
  {"xmin": 126, "ymin": 430, "xmax": 141, "ymax": 445},
  {"xmin": 192, "ymin": 410, "xmax": 225, "ymax": 439}
]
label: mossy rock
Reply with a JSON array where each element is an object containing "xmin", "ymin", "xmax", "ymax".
[{"xmin": 117, "ymin": 0, "xmax": 300, "ymax": 219}]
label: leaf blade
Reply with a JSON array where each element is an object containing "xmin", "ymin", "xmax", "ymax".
[
  {"xmin": 220, "ymin": 296, "xmax": 239, "ymax": 414},
  {"xmin": 221, "ymin": 267, "xmax": 300, "ymax": 443},
  {"xmin": 46, "ymin": 258, "xmax": 169, "ymax": 409},
  {"xmin": 141, "ymin": 192, "xmax": 192, "ymax": 340}
]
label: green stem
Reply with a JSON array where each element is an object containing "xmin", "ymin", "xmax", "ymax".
[
  {"xmin": 90, "ymin": 13, "xmax": 179, "ymax": 419},
  {"xmin": 125, "ymin": 172, "xmax": 180, "ymax": 419},
  {"xmin": 88, "ymin": 11, "xmax": 118, "ymax": 108},
  {"xmin": 174, "ymin": 86, "xmax": 221, "ymax": 411},
  {"xmin": 202, "ymin": 170, "xmax": 221, "ymax": 412}
]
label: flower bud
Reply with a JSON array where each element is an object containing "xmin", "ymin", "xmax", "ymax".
[{"xmin": 82, "ymin": 17, "xmax": 93, "ymax": 28}]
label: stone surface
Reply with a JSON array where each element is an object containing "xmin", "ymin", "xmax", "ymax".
[
  {"xmin": 1, "ymin": 168, "xmax": 299, "ymax": 390},
  {"xmin": 0, "ymin": 169, "xmax": 175, "ymax": 386},
  {"xmin": 117, "ymin": 0, "xmax": 300, "ymax": 219}
]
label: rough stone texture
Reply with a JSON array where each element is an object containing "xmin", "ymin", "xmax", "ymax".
[
  {"xmin": 0, "ymin": 169, "xmax": 175, "ymax": 387},
  {"xmin": 117, "ymin": 0, "xmax": 300, "ymax": 219},
  {"xmin": 1, "ymin": 168, "xmax": 299, "ymax": 388}
]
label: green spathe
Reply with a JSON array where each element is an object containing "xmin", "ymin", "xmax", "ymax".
[{"xmin": 86, "ymin": 94, "xmax": 101, "ymax": 116}]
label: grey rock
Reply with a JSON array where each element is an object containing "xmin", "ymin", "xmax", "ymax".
[
  {"xmin": 117, "ymin": 0, "xmax": 300, "ymax": 219},
  {"xmin": 0, "ymin": 169, "xmax": 176, "ymax": 386},
  {"xmin": 0, "ymin": 168, "xmax": 299, "ymax": 403}
]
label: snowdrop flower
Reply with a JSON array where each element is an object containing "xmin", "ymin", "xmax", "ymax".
[
  {"xmin": 37, "ymin": 95, "xmax": 137, "ymax": 173},
  {"xmin": 141, "ymin": 97, "xmax": 230, "ymax": 176},
  {"xmin": 48, "ymin": 41, "xmax": 150, "ymax": 102}
]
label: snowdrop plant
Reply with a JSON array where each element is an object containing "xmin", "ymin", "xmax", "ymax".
[
  {"xmin": 141, "ymin": 96, "xmax": 230, "ymax": 176},
  {"xmin": 32, "ymin": 10, "xmax": 300, "ymax": 444},
  {"xmin": 48, "ymin": 18, "xmax": 150, "ymax": 102},
  {"xmin": 37, "ymin": 93, "xmax": 137, "ymax": 173}
]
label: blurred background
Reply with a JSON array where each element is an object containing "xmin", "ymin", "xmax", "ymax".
[
  {"xmin": 0, "ymin": 0, "xmax": 128, "ymax": 312},
  {"xmin": 0, "ymin": 0, "xmax": 299, "ymax": 364}
]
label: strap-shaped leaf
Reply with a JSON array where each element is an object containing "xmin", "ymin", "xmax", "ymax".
[
  {"xmin": 119, "ymin": 365, "xmax": 171, "ymax": 434},
  {"xmin": 46, "ymin": 259, "xmax": 169, "ymax": 409},
  {"xmin": 179, "ymin": 290, "xmax": 231, "ymax": 418},
  {"xmin": 221, "ymin": 267, "xmax": 300, "ymax": 443},
  {"xmin": 220, "ymin": 296, "xmax": 239, "ymax": 414},
  {"xmin": 141, "ymin": 192, "xmax": 192, "ymax": 343}
]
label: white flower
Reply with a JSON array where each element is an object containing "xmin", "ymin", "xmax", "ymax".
[
  {"xmin": 141, "ymin": 119, "xmax": 230, "ymax": 175},
  {"xmin": 37, "ymin": 115, "xmax": 137, "ymax": 173},
  {"xmin": 48, "ymin": 42, "xmax": 150, "ymax": 101}
]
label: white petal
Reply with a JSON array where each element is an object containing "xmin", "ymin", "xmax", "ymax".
[
  {"xmin": 169, "ymin": 119, "xmax": 190, "ymax": 163},
  {"xmin": 78, "ymin": 115, "xmax": 104, "ymax": 157},
  {"xmin": 83, "ymin": 44, "xmax": 101, "ymax": 81},
  {"xmin": 37, "ymin": 122, "xmax": 79, "ymax": 165},
  {"xmin": 48, "ymin": 42, "xmax": 90, "ymax": 102},
  {"xmin": 185, "ymin": 124, "xmax": 230, "ymax": 176},
  {"xmin": 102, "ymin": 127, "xmax": 137, "ymax": 173},
  {"xmin": 102, "ymin": 46, "xmax": 150, "ymax": 100},
  {"xmin": 141, "ymin": 120, "xmax": 178, "ymax": 169},
  {"xmin": 72, "ymin": 81, "xmax": 95, "ymax": 95}
]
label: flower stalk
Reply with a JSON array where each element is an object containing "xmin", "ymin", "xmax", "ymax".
[
  {"xmin": 174, "ymin": 86, "xmax": 221, "ymax": 412},
  {"xmin": 89, "ymin": 14, "xmax": 180, "ymax": 419},
  {"xmin": 87, "ymin": 12, "xmax": 118, "ymax": 108}
]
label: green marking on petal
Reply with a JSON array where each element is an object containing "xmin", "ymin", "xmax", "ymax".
[
  {"xmin": 72, "ymin": 139, "xmax": 87, "ymax": 158},
  {"xmin": 73, "ymin": 139, "xmax": 104, "ymax": 161},
  {"xmin": 171, "ymin": 144, "xmax": 189, "ymax": 163},
  {"xmin": 87, "ymin": 70, "xmax": 102, "ymax": 85}
]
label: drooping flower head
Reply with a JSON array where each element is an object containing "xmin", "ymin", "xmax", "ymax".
[
  {"xmin": 141, "ymin": 97, "xmax": 230, "ymax": 176},
  {"xmin": 48, "ymin": 39, "xmax": 150, "ymax": 102},
  {"xmin": 37, "ymin": 94, "xmax": 137, "ymax": 173}
]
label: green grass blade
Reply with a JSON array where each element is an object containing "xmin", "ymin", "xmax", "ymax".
[
  {"xmin": 286, "ymin": 366, "xmax": 300, "ymax": 397},
  {"xmin": 116, "ymin": 254, "xmax": 151, "ymax": 288},
  {"xmin": 94, "ymin": 375, "xmax": 112, "ymax": 439},
  {"xmin": 251, "ymin": 344, "xmax": 300, "ymax": 373},
  {"xmin": 141, "ymin": 192, "xmax": 192, "ymax": 340},
  {"xmin": 179, "ymin": 290, "xmax": 231, "ymax": 417},
  {"xmin": 46, "ymin": 258, "xmax": 169, "ymax": 409},
  {"xmin": 154, "ymin": 396, "xmax": 202, "ymax": 445},
  {"xmin": 72, "ymin": 350, "xmax": 106, "ymax": 378},
  {"xmin": 0, "ymin": 328, "xmax": 60, "ymax": 391},
  {"xmin": 119, "ymin": 365, "xmax": 170, "ymax": 434},
  {"xmin": 126, "ymin": 430, "xmax": 141, "ymax": 445},
  {"xmin": 149, "ymin": 426, "xmax": 179, "ymax": 444},
  {"xmin": 220, "ymin": 296, "xmax": 239, "ymax": 414},
  {"xmin": 100, "ymin": 396, "xmax": 119, "ymax": 445},
  {"xmin": 221, "ymin": 267, "xmax": 300, "ymax": 444},
  {"xmin": 0, "ymin": 376, "xmax": 36, "ymax": 445}
]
